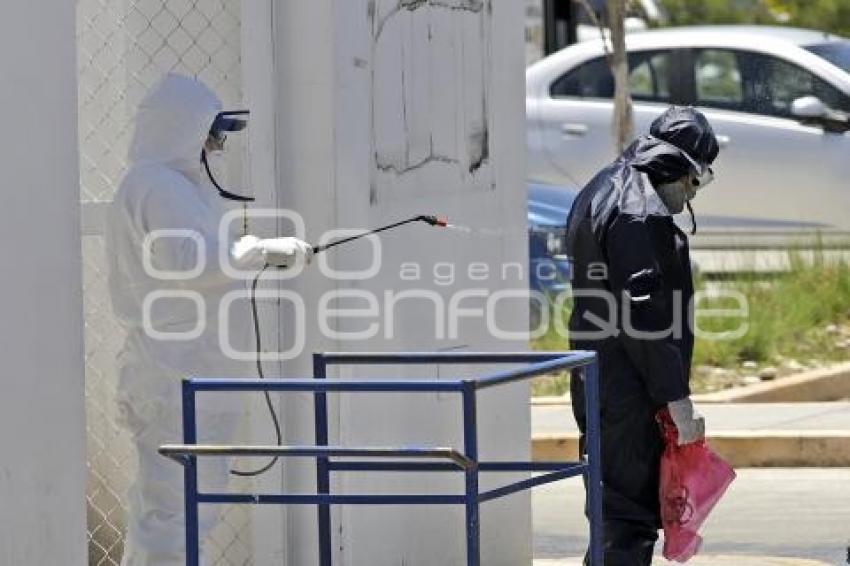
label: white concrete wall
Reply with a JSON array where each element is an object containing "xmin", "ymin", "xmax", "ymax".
[
  {"xmin": 0, "ymin": 1, "xmax": 87, "ymax": 565},
  {"xmin": 260, "ymin": 1, "xmax": 530, "ymax": 564},
  {"xmin": 241, "ymin": 1, "xmax": 288, "ymax": 561},
  {"xmin": 271, "ymin": 3, "xmax": 340, "ymax": 563}
]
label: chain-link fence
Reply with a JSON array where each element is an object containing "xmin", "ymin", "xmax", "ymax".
[{"xmin": 77, "ymin": 1, "xmax": 252, "ymax": 563}]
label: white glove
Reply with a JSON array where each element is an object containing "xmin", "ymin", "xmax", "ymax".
[
  {"xmin": 258, "ymin": 237, "xmax": 314, "ymax": 268},
  {"xmin": 667, "ymin": 397, "xmax": 705, "ymax": 445},
  {"xmin": 232, "ymin": 235, "xmax": 263, "ymax": 266}
]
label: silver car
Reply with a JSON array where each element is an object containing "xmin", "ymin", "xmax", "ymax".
[{"xmin": 526, "ymin": 26, "xmax": 850, "ymax": 243}]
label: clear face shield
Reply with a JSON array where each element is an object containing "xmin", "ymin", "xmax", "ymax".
[
  {"xmin": 681, "ymin": 150, "xmax": 714, "ymax": 200},
  {"xmin": 678, "ymin": 151, "xmax": 714, "ymax": 235},
  {"xmin": 202, "ymin": 110, "xmax": 253, "ymax": 202},
  {"xmin": 647, "ymin": 134, "xmax": 716, "ymax": 197},
  {"xmin": 649, "ymin": 136, "xmax": 716, "ymax": 234}
]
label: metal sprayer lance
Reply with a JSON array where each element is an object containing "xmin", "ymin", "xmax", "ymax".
[{"xmin": 311, "ymin": 215, "xmax": 449, "ymax": 254}]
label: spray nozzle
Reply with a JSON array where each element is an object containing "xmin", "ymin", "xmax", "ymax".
[{"xmin": 419, "ymin": 215, "xmax": 448, "ymax": 227}]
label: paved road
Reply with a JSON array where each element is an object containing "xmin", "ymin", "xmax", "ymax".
[
  {"xmin": 534, "ymin": 557, "xmax": 832, "ymax": 565},
  {"xmin": 532, "ymin": 402, "xmax": 850, "ymax": 436},
  {"xmin": 533, "ymin": 468, "xmax": 850, "ymax": 564}
]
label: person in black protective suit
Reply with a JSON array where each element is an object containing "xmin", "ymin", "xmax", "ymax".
[{"xmin": 566, "ymin": 106, "xmax": 719, "ymax": 565}]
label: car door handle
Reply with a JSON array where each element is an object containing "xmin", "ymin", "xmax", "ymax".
[
  {"xmin": 716, "ymin": 134, "xmax": 731, "ymax": 147},
  {"xmin": 561, "ymin": 123, "xmax": 588, "ymax": 137}
]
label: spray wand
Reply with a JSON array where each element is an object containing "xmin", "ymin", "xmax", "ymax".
[
  {"xmin": 231, "ymin": 214, "xmax": 448, "ymax": 478},
  {"xmin": 311, "ymin": 214, "xmax": 448, "ymax": 254}
]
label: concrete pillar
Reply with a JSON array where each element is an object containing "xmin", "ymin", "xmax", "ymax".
[
  {"xmin": 255, "ymin": 1, "xmax": 528, "ymax": 563},
  {"xmin": 0, "ymin": 2, "xmax": 87, "ymax": 565}
]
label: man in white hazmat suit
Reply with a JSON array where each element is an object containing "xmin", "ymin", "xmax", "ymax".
[{"xmin": 106, "ymin": 73, "xmax": 311, "ymax": 565}]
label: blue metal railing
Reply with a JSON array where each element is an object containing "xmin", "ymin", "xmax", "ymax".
[{"xmin": 159, "ymin": 351, "xmax": 602, "ymax": 566}]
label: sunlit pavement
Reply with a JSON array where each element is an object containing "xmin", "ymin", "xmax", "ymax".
[
  {"xmin": 532, "ymin": 468, "xmax": 850, "ymax": 564},
  {"xmin": 533, "ymin": 557, "xmax": 832, "ymax": 565},
  {"xmin": 532, "ymin": 402, "xmax": 850, "ymax": 435}
]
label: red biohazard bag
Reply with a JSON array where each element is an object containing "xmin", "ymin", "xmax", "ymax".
[{"xmin": 656, "ymin": 408, "xmax": 736, "ymax": 562}]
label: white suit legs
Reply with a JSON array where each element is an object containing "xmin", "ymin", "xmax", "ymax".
[{"xmin": 119, "ymin": 374, "xmax": 240, "ymax": 566}]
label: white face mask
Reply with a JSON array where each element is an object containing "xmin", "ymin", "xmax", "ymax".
[
  {"xmin": 646, "ymin": 135, "xmax": 714, "ymax": 234},
  {"xmin": 655, "ymin": 158, "xmax": 714, "ymax": 214},
  {"xmin": 655, "ymin": 178, "xmax": 690, "ymax": 214}
]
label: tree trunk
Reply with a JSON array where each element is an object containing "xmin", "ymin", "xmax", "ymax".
[{"xmin": 607, "ymin": 0, "xmax": 633, "ymax": 152}]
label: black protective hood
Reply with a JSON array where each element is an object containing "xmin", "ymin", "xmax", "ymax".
[
  {"xmin": 567, "ymin": 106, "xmax": 719, "ymax": 251},
  {"xmin": 628, "ymin": 106, "xmax": 720, "ymax": 186}
]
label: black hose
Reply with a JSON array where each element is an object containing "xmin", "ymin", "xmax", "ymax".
[
  {"xmin": 201, "ymin": 149, "xmax": 256, "ymax": 203},
  {"xmin": 229, "ymin": 264, "xmax": 283, "ymax": 477}
]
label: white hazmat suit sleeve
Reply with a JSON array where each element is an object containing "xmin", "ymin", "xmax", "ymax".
[
  {"xmin": 137, "ymin": 168, "xmax": 310, "ymax": 280},
  {"xmin": 137, "ymin": 168, "xmax": 256, "ymax": 282}
]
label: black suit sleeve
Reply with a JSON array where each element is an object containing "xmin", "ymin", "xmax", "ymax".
[{"xmin": 604, "ymin": 213, "xmax": 689, "ymax": 404}]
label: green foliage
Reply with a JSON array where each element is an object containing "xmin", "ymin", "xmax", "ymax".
[
  {"xmin": 530, "ymin": 371, "xmax": 571, "ymax": 397},
  {"xmin": 656, "ymin": 0, "xmax": 775, "ymax": 27},
  {"xmin": 766, "ymin": 0, "xmax": 850, "ymax": 38},
  {"xmin": 692, "ymin": 250, "xmax": 850, "ymax": 368},
  {"xmin": 656, "ymin": 0, "xmax": 850, "ymax": 39},
  {"xmin": 530, "ymin": 250, "xmax": 850, "ymax": 394}
]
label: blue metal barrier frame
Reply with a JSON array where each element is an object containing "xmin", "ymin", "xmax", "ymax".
[{"xmin": 171, "ymin": 351, "xmax": 601, "ymax": 566}]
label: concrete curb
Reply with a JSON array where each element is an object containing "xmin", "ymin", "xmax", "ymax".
[
  {"xmin": 531, "ymin": 395, "xmax": 570, "ymax": 406},
  {"xmin": 693, "ymin": 362, "xmax": 850, "ymax": 403},
  {"xmin": 532, "ymin": 430, "xmax": 850, "ymax": 467},
  {"xmin": 530, "ymin": 361, "xmax": 850, "ymax": 406}
]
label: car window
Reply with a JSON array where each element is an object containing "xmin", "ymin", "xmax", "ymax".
[
  {"xmin": 693, "ymin": 49, "xmax": 850, "ymax": 116},
  {"xmin": 805, "ymin": 41, "xmax": 850, "ymax": 74},
  {"xmin": 695, "ymin": 50, "xmax": 744, "ymax": 109},
  {"xmin": 550, "ymin": 57, "xmax": 613, "ymax": 99},
  {"xmin": 629, "ymin": 51, "xmax": 672, "ymax": 102},
  {"xmin": 740, "ymin": 52, "xmax": 850, "ymax": 116},
  {"xmin": 551, "ymin": 51, "xmax": 672, "ymax": 102}
]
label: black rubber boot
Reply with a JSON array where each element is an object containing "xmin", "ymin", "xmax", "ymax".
[{"xmin": 584, "ymin": 519, "xmax": 658, "ymax": 566}]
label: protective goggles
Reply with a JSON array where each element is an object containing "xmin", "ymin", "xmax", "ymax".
[
  {"xmin": 680, "ymin": 151, "xmax": 714, "ymax": 190},
  {"xmin": 209, "ymin": 110, "xmax": 249, "ymax": 145},
  {"xmin": 649, "ymin": 134, "xmax": 715, "ymax": 190}
]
